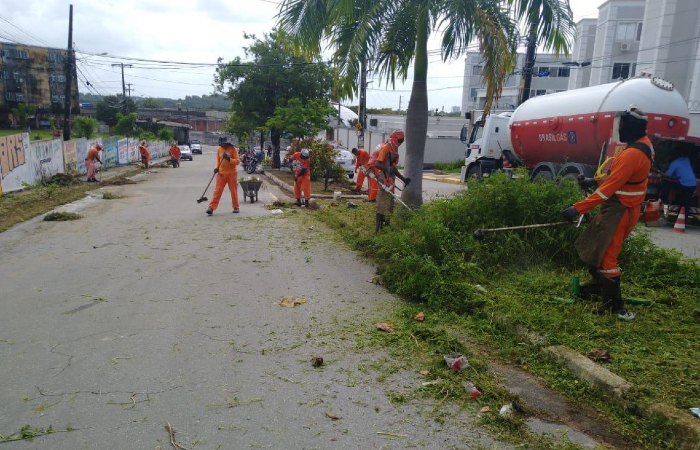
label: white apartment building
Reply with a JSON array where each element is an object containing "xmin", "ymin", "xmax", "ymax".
[
  {"xmin": 462, "ymin": 0, "xmax": 700, "ymax": 114},
  {"xmin": 460, "ymin": 52, "xmax": 572, "ymax": 113}
]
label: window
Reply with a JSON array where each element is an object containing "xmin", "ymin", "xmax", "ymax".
[
  {"xmin": 52, "ymin": 95, "xmax": 60, "ymax": 103},
  {"xmin": 472, "ymin": 65, "xmax": 482, "ymax": 76},
  {"xmin": 49, "ymin": 74, "xmax": 55, "ymax": 83},
  {"xmin": 57, "ymin": 74, "xmax": 65, "ymax": 82},
  {"xmin": 557, "ymin": 67, "xmax": 570, "ymax": 78},
  {"xmin": 0, "ymin": 70, "xmax": 6, "ymax": 79},
  {"xmin": 15, "ymin": 93, "xmax": 24, "ymax": 101},
  {"xmin": 616, "ymin": 22, "xmax": 639, "ymax": 41},
  {"xmin": 537, "ymin": 67, "xmax": 550, "ymax": 77},
  {"xmin": 470, "ymin": 88, "xmax": 477, "ymax": 101},
  {"xmin": 14, "ymin": 49, "xmax": 28, "ymax": 59},
  {"xmin": 5, "ymin": 92, "xmax": 14, "ymax": 101},
  {"xmin": 13, "ymin": 71, "xmax": 21, "ymax": 80},
  {"xmin": 612, "ymin": 62, "xmax": 636, "ymax": 80}
]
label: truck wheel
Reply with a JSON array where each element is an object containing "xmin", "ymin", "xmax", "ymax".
[
  {"xmin": 467, "ymin": 166, "xmax": 481, "ymax": 179},
  {"xmin": 533, "ymin": 170, "xmax": 554, "ymax": 182}
]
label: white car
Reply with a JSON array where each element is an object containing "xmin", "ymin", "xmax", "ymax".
[
  {"xmin": 335, "ymin": 149, "xmax": 356, "ymax": 179},
  {"xmin": 179, "ymin": 144, "xmax": 193, "ymax": 161}
]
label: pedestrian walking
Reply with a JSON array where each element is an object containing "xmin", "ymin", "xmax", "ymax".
[
  {"xmin": 373, "ymin": 130, "xmax": 411, "ymax": 232},
  {"xmin": 169, "ymin": 142, "xmax": 181, "ymax": 168},
  {"xmin": 85, "ymin": 143, "xmax": 103, "ymax": 182},
  {"xmin": 351, "ymin": 147, "xmax": 370, "ymax": 193},
  {"xmin": 289, "ymin": 148, "xmax": 311, "ymax": 207},
  {"xmin": 206, "ymin": 142, "xmax": 240, "ymax": 215},
  {"xmin": 139, "ymin": 141, "xmax": 150, "ymax": 169},
  {"xmin": 562, "ymin": 105, "xmax": 652, "ymax": 321}
]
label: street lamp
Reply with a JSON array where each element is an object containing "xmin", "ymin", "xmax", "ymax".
[{"xmin": 563, "ymin": 61, "xmax": 591, "ymax": 67}]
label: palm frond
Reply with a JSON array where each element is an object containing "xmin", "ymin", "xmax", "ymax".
[{"xmin": 506, "ymin": 0, "xmax": 575, "ymax": 55}]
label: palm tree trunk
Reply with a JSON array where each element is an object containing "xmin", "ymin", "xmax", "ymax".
[{"xmin": 402, "ymin": 12, "xmax": 429, "ymax": 208}]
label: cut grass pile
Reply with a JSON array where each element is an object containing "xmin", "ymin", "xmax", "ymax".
[
  {"xmin": 311, "ymin": 172, "xmax": 700, "ymax": 450},
  {"xmin": 43, "ymin": 211, "xmax": 82, "ymax": 221}
]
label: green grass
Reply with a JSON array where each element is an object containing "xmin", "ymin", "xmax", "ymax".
[
  {"xmin": 432, "ymin": 159, "xmax": 464, "ymax": 173},
  {"xmin": 309, "ymin": 173, "xmax": 700, "ymax": 450}
]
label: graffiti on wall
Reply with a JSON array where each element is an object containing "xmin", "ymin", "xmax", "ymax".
[
  {"xmin": 30, "ymin": 139, "xmax": 65, "ymax": 183},
  {"xmin": 118, "ymin": 138, "xmax": 129, "ymax": 165},
  {"xmin": 0, "ymin": 133, "xmax": 27, "ymax": 179},
  {"xmin": 64, "ymin": 140, "xmax": 78, "ymax": 174},
  {"xmin": 76, "ymin": 138, "xmax": 88, "ymax": 175},
  {"xmin": 103, "ymin": 137, "xmax": 118, "ymax": 168}
]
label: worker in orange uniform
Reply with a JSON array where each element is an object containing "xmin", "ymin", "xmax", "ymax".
[
  {"xmin": 364, "ymin": 146, "xmax": 381, "ymax": 202},
  {"xmin": 169, "ymin": 142, "xmax": 181, "ymax": 168},
  {"xmin": 374, "ymin": 130, "xmax": 411, "ymax": 232},
  {"xmin": 139, "ymin": 141, "xmax": 150, "ymax": 169},
  {"xmin": 289, "ymin": 148, "xmax": 311, "ymax": 207},
  {"xmin": 351, "ymin": 147, "xmax": 370, "ymax": 193},
  {"xmin": 206, "ymin": 142, "xmax": 240, "ymax": 215},
  {"xmin": 85, "ymin": 143, "xmax": 103, "ymax": 182},
  {"xmin": 562, "ymin": 105, "xmax": 652, "ymax": 321}
]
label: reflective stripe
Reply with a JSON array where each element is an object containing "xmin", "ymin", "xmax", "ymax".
[
  {"xmin": 594, "ymin": 189, "xmax": 609, "ymax": 200},
  {"xmin": 615, "ymin": 190, "xmax": 646, "ymax": 196},
  {"xmin": 599, "ymin": 268, "xmax": 621, "ymax": 274}
]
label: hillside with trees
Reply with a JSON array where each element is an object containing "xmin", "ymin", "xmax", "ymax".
[{"xmin": 79, "ymin": 93, "xmax": 231, "ymax": 111}]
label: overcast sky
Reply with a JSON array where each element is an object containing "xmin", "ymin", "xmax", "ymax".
[{"xmin": 2, "ymin": 0, "xmax": 605, "ymax": 110}]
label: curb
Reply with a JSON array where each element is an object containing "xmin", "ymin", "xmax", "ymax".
[
  {"xmin": 422, "ymin": 174, "xmax": 463, "ymax": 185},
  {"xmin": 262, "ymin": 170, "xmax": 367, "ymax": 200}
]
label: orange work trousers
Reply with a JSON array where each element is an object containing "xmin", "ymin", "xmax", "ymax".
[
  {"xmin": 368, "ymin": 176, "xmax": 378, "ymax": 201},
  {"xmin": 356, "ymin": 170, "xmax": 365, "ymax": 192},
  {"xmin": 294, "ymin": 174, "xmax": 311, "ymax": 200},
  {"xmin": 600, "ymin": 205, "xmax": 640, "ymax": 278},
  {"xmin": 209, "ymin": 172, "xmax": 239, "ymax": 210}
]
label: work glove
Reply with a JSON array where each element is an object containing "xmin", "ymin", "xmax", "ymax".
[
  {"xmin": 293, "ymin": 175, "xmax": 298, "ymax": 183},
  {"xmin": 576, "ymin": 174, "xmax": 596, "ymax": 189},
  {"xmin": 404, "ymin": 177, "xmax": 411, "ymax": 187},
  {"xmin": 562, "ymin": 206, "xmax": 579, "ymax": 223},
  {"xmin": 213, "ymin": 168, "xmax": 219, "ymax": 174},
  {"xmin": 222, "ymin": 153, "xmax": 230, "ymax": 161}
]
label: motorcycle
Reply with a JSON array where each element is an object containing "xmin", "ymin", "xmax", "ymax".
[{"xmin": 240, "ymin": 150, "xmax": 259, "ymax": 174}]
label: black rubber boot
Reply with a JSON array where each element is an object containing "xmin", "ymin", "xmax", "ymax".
[
  {"xmin": 294, "ymin": 199, "xmax": 302, "ymax": 207},
  {"xmin": 304, "ymin": 200, "xmax": 310, "ymax": 208},
  {"xmin": 597, "ymin": 277, "xmax": 634, "ymax": 321},
  {"xmin": 375, "ymin": 213, "xmax": 385, "ymax": 233},
  {"xmin": 579, "ymin": 266, "xmax": 602, "ymax": 300}
]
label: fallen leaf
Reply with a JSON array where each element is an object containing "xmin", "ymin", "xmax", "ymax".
[
  {"xmin": 311, "ymin": 356, "xmax": 324, "ymax": 367},
  {"xmin": 479, "ymin": 406, "xmax": 491, "ymax": 413},
  {"xmin": 413, "ymin": 312, "xmax": 425, "ymax": 322},
  {"xmin": 586, "ymin": 348, "xmax": 611, "ymax": 362},
  {"xmin": 419, "ymin": 370, "xmax": 429, "ymax": 376},
  {"xmin": 277, "ymin": 296, "xmax": 306, "ymax": 308},
  {"xmin": 375, "ymin": 323, "xmax": 395, "ymax": 332},
  {"xmin": 325, "ymin": 412, "xmax": 340, "ymax": 420}
]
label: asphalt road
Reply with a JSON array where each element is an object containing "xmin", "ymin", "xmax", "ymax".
[{"xmin": 0, "ymin": 146, "xmax": 511, "ymax": 450}]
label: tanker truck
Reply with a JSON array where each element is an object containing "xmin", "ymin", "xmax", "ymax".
[{"xmin": 459, "ymin": 76, "xmax": 692, "ymax": 185}]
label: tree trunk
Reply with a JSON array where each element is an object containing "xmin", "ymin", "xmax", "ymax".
[
  {"xmin": 401, "ymin": 12, "xmax": 430, "ymax": 208},
  {"xmin": 271, "ymin": 132, "xmax": 281, "ymax": 169}
]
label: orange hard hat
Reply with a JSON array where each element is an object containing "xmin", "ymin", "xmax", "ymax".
[{"xmin": 389, "ymin": 130, "xmax": 405, "ymax": 148}]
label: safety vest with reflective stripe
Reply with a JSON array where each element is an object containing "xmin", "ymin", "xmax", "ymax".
[{"xmin": 574, "ymin": 136, "xmax": 653, "ymax": 214}]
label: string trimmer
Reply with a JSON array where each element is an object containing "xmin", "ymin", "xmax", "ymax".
[
  {"xmin": 362, "ymin": 168, "xmax": 411, "ymax": 210},
  {"xmin": 473, "ymin": 215, "xmax": 584, "ymax": 240}
]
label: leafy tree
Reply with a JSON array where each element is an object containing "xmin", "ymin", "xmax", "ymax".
[
  {"xmin": 143, "ymin": 98, "xmax": 162, "ymax": 108},
  {"xmin": 11, "ymin": 103, "xmax": 37, "ymax": 129},
  {"xmin": 296, "ymin": 138, "xmax": 347, "ymax": 190},
  {"xmin": 113, "ymin": 112, "xmax": 140, "ymax": 137},
  {"xmin": 72, "ymin": 116, "xmax": 99, "ymax": 139},
  {"xmin": 157, "ymin": 127, "xmax": 174, "ymax": 142},
  {"xmin": 138, "ymin": 130, "xmax": 157, "ymax": 142},
  {"xmin": 277, "ymin": 0, "xmax": 574, "ymax": 207},
  {"xmin": 96, "ymin": 95, "xmax": 137, "ymax": 126},
  {"xmin": 265, "ymin": 98, "xmax": 336, "ymax": 140},
  {"xmin": 215, "ymin": 29, "xmax": 335, "ymax": 168}
]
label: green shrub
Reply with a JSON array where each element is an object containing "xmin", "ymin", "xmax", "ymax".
[{"xmin": 433, "ymin": 160, "xmax": 464, "ymax": 171}]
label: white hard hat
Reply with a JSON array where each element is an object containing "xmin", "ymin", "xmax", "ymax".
[{"xmin": 301, "ymin": 148, "xmax": 310, "ymax": 157}]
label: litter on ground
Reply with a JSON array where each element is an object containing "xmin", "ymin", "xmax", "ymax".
[{"xmin": 277, "ymin": 296, "xmax": 306, "ymax": 307}]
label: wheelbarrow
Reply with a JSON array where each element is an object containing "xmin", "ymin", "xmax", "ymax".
[{"xmin": 239, "ymin": 177, "xmax": 264, "ymax": 203}]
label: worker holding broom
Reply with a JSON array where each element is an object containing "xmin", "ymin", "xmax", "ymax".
[
  {"xmin": 373, "ymin": 130, "xmax": 411, "ymax": 232},
  {"xmin": 169, "ymin": 142, "xmax": 181, "ymax": 168},
  {"xmin": 139, "ymin": 141, "xmax": 150, "ymax": 169},
  {"xmin": 206, "ymin": 142, "xmax": 240, "ymax": 215},
  {"xmin": 562, "ymin": 105, "xmax": 652, "ymax": 321},
  {"xmin": 85, "ymin": 143, "xmax": 103, "ymax": 182},
  {"xmin": 289, "ymin": 147, "xmax": 312, "ymax": 207}
]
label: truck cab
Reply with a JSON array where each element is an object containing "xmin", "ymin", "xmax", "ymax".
[{"xmin": 459, "ymin": 112, "xmax": 514, "ymax": 181}]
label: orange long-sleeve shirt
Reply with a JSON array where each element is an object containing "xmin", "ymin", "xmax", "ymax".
[
  {"xmin": 355, "ymin": 148, "xmax": 370, "ymax": 169},
  {"xmin": 169, "ymin": 145, "xmax": 181, "ymax": 159},
  {"xmin": 216, "ymin": 145, "xmax": 240, "ymax": 174},
  {"xmin": 86, "ymin": 146, "xmax": 100, "ymax": 161},
  {"xmin": 574, "ymin": 136, "xmax": 652, "ymax": 214},
  {"xmin": 289, "ymin": 152, "xmax": 311, "ymax": 177},
  {"xmin": 376, "ymin": 142, "xmax": 399, "ymax": 169},
  {"xmin": 139, "ymin": 145, "xmax": 150, "ymax": 161}
]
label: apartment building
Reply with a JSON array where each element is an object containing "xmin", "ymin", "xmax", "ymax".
[
  {"xmin": 0, "ymin": 43, "xmax": 79, "ymax": 128},
  {"xmin": 463, "ymin": 0, "xmax": 700, "ymax": 113},
  {"xmin": 460, "ymin": 51, "xmax": 572, "ymax": 113}
]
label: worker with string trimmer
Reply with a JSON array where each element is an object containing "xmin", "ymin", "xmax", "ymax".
[{"xmin": 372, "ymin": 130, "xmax": 411, "ymax": 232}]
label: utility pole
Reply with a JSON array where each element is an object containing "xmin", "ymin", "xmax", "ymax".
[
  {"xmin": 112, "ymin": 63, "xmax": 133, "ymax": 112},
  {"xmin": 126, "ymin": 83, "xmax": 133, "ymax": 97},
  {"xmin": 519, "ymin": 23, "xmax": 537, "ymax": 106},
  {"xmin": 358, "ymin": 58, "xmax": 367, "ymax": 148},
  {"xmin": 398, "ymin": 96, "xmax": 402, "ymax": 114},
  {"xmin": 62, "ymin": 4, "xmax": 74, "ymax": 141}
]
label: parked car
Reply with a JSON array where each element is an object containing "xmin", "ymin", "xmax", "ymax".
[
  {"xmin": 190, "ymin": 140, "xmax": 202, "ymax": 154},
  {"xmin": 335, "ymin": 149, "xmax": 356, "ymax": 179},
  {"xmin": 179, "ymin": 144, "xmax": 193, "ymax": 161}
]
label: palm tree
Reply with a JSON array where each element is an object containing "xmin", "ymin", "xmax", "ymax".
[{"xmin": 277, "ymin": 0, "xmax": 575, "ymax": 207}]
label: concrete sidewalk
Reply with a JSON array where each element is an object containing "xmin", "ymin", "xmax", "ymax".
[{"xmin": 422, "ymin": 171, "xmax": 462, "ymax": 184}]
